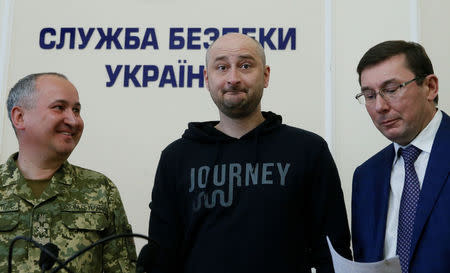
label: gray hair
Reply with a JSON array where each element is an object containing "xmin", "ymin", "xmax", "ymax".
[{"xmin": 7, "ymin": 72, "xmax": 68, "ymax": 126}]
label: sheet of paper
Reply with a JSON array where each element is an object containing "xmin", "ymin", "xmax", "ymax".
[{"xmin": 326, "ymin": 237, "xmax": 402, "ymax": 273}]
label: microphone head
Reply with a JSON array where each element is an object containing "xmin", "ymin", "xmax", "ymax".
[
  {"xmin": 136, "ymin": 242, "xmax": 159, "ymax": 273},
  {"xmin": 39, "ymin": 243, "xmax": 60, "ymax": 270}
]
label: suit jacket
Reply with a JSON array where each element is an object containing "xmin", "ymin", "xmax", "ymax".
[{"xmin": 352, "ymin": 111, "xmax": 450, "ymax": 273}]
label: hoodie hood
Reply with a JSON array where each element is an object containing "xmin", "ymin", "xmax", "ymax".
[{"xmin": 182, "ymin": 111, "xmax": 282, "ymax": 143}]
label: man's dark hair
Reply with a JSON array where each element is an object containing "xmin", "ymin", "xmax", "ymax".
[{"xmin": 357, "ymin": 40, "xmax": 437, "ymax": 104}]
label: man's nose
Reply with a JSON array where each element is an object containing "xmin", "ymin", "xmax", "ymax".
[
  {"xmin": 374, "ymin": 93, "xmax": 390, "ymax": 113},
  {"xmin": 64, "ymin": 110, "xmax": 80, "ymax": 126},
  {"xmin": 226, "ymin": 67, "xmax": 241, "ymax": 86}
]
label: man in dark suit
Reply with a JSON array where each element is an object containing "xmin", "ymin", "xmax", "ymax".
[{"xmin": 352, "ymin": 40, "xmax": 449, "ymax": 273}]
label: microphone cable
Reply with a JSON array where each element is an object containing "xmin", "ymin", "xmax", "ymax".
[{"xmin": 50, "ymin": 233, "xmax": 150, "ymax": 273}]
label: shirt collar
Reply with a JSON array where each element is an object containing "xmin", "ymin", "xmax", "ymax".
[{"xmin": 393, "ymin": 109, "xmax": 442, "ymax": 163}]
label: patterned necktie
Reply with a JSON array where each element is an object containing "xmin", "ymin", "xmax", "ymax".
[{"xmin": 396, "ymin": 145, "xmax": 422, "ymax": 273}]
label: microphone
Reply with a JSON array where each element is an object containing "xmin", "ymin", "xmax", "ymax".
[
  {"xmin": 137, "ymin": 241, "xmax": 160, "ymax": 273},
  {"xmin": 39, "ymin": 243, "xmax": 60, "ymax": 271},
  {"xmin": 8, "ymin": 236, "xmax": 74, "ymax": 273},
  {"xmin": 50, "ymin": 233, "xmax": 153, "ymax": 273}
]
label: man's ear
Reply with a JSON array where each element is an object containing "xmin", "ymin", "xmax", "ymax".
[
  {"xmin": 424, "ymin": 74, "xmax": 438, "ymax": 102},
  {"xmin": 263, "ymin": 65, "xmax": 270, "ymax": 88},
  {"xmin": 203, "ymin": 68, "xmax": 209, "ymax": 91},
  {"xmin": 11, "ymin": 106, "xmax": 26, "ymax": 131}
]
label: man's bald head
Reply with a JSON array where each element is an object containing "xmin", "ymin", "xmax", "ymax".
[{"xmin": 205, "ymin": 33, "xmax": 266, "ymax": 69}]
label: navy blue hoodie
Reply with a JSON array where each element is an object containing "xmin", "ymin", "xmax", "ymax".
[{"xmin": 149, "ymin": 111, "xmax": 351, "ymax": 273}]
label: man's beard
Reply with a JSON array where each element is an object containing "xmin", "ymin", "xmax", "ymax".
[{"xmin": 213, "ymin": 89, "xmax": 263, "ymax": 119}]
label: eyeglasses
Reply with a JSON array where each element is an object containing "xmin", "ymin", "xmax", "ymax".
[{"xmin": 355, "ymin": 76, "xmax": 425, "ymax": 105}]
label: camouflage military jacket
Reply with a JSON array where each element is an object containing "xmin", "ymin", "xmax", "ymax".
[{"xmin": 0, "ymin": 153, "xmax": 137, "ymax": 273}]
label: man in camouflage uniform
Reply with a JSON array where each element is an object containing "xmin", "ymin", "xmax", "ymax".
[{"xmin": 0, "ymin": 73, "xmax": 137, "ymax": 272}]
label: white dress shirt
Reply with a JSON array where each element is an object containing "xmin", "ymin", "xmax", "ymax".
[{"xmin": 384, "ymin": 110, "xmax": 443, "ymax": 259}]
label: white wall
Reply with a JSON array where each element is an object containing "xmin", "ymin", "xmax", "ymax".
[
  {"xmin": 334, "ymin": 0, "xmax": 413, "ymax": 217},
  {"xmin": 0, "ymin": 0, "xmax": 13, "ymax": 154},
  {"xmin": 0, "ymin": 0, "xmax": 448, "ymax": 254},
  {"xmin": 421, "ymin": 0, "xmax": 450, "ymax": 113},
  {"xmin": 334, "ymin": 0, "xmax": 450, "ymax": 215}
]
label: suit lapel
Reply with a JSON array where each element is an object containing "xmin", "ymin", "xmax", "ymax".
[{"xmin": 410, "ymin": 112, "xmax": 450, "ymax": 260}]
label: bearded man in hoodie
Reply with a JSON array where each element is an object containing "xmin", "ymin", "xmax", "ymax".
[{"xmin": 147, "ymin": 33, "xmax": 351, "ymax": 273}]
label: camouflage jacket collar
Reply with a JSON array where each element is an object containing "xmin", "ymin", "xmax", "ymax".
[
  {"xmin": 1, "ymin": 153, "xmax": 76, "ymax": 204},
  {"xmin": 1, "ymin": 153, "xmax": 75, "ymax": 187},
  {"xmin": 0, "ymin": 153, "xmax": 23, "ymax": 187}
]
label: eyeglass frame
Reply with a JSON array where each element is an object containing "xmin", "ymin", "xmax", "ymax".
[{"xmin": 355, "ymin": 75, "xmax": 427, "ymax": 105}]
